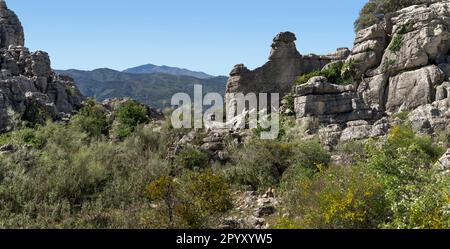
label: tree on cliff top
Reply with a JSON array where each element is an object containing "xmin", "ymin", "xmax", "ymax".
[{"xmin": 354, "ymin": 0, "xmax": 433, "ymax": 32}]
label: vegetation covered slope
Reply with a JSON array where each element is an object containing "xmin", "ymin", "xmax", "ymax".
[
  {"xmin": 1, "ymin": 102, "xmax": 449, "ymax": 228},
  {"xmin": 56, "ymin": 68, "xmax": 227, "ymax": 109}
]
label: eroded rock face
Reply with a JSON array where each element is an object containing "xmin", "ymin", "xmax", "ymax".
[
  {"xmin": 0, "ymin": 0, "xmax": 24, "ymax": 48},
  {"xmin": 225, "ymin": 32, "xmax": 349, "ymax": 103},
  {"xmin": 292, "ymin": 1, "xmax": 450, "ymax": 143},
  {"xmin": 408, "ymin": 99, "xmax": 450, "ymax": 134},
  {"xmin": 354, "ymin": 1, "xmax": 450, "ymax": 114},
  {"xmin": 293, "ymin": 76, "xmax": 377, "ymax": 124},
  {"xmin": 386, "ymin": 65, "xmax": 445, "ymax": 113},
  {"xmin": 346, "ymin": 24, "xmax": 387, "ymax": 77},
  {"xmin": 0, "ymin": 1, "xmax": 83, "ymax": 132}
]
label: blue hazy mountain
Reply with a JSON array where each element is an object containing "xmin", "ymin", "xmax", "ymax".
[
  {"xmin": 56, "ymin": 68, "xmax": 227, "ymax": 109},
  {"xmin": 123, "ymin": 64, "xmax": 214, "ymax": 79}
]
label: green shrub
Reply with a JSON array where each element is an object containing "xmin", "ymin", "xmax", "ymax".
[
  {"xmin": 397, "ymin": 22, "xmax": 414, "ymax": 35},
  {"xmin": 295, "ymin": 61, "xmax": 355, "ymax": 86},
  {"xmin": 354, "ymin": 0, "xmax": 427, "ymax": 32},
  {"xmin": 222, "ymin": 139, "xmax": 330, "ymax": 189},
  {"xmin": 174, "ymin": 148, "xmax": 210, "ymax": 171},
  {"xmin": 392, "ymin": 111, "xmax": 410, "ymax": 121},
  {"xmin": 389, "ymin": 34, "xmax": 404, "ymax": 52},
  {"xmin": 279, "ymin": 165, "xmax": 389, "ymax": 229},
  {"xmin": 113, "ymin": 101, "xmax": 149, "ymax": 140},
  {"xmin": 146, "ymin": 171, "xmax": 232, "ymax": 228},
  {"xmin": 71, "ymin": 100, "xmax": 109, "ymax": 138},
  {"xmin": 363, "ymin": 125, "xmax": 449, "ymax": 228},
  {"xmin": 295, "ymin": 70, "xmax": 324, "ymax": 85},
  {"xmin": 0, "ymin": 121, "xmax": 170, "ymax": 228}
]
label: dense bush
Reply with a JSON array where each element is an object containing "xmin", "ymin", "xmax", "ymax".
[
  {"xmin": 147, "ymin": 171, "xmax": 232, "ymax": 228},
  {"xmin": 276, "ymin": 125, "xmax": 450, "ymax": 229},
  {"xmin": 354, "ymin": 0, "xmax": 430, "ymax": 32},
  {"xmin": 0, "ymin": 118, "xmax": 171, "ymax": 228},
  {"xmin": 279, "ymin": 165, "xmax": 389, "ymax": 229},
  {"xmin": 112, "ymin": 101, "xmax": 149, "ymax": 140},
  {"xmin": 1, "ymin": 103, "xmax": 450, "ymax": 229},
  {"xmin": 363, "ymin": 125, "xmax": 449, "ymax": 228},
  {"xmin": 71, "ymin": 100, "xmax": 109, "ymax": 138},
  {"xmin": 294, "ymin": 60, "xmax": 356, "ymax": 86},
  {"xmin": 222, "ymin": 139, "xmax": 330, "ymax": 190},
  {"xmin": 174, "ymin": 148, "xmax": 210, "ymax": 171}
]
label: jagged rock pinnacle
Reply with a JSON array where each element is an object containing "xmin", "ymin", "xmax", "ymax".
[{"xmin": 0, "ymin": 0, "xmax": 25, "ymax": 48}]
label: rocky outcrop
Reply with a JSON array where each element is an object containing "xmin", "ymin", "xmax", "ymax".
[
  {"xmin": 221, "ymin": 189, "xmax": 279, "ymax": 229},
  {"xmin": 290, "ymin": 1, "xmax": 450, "ymax": 142},
  {"xmin": 0, "ymin": 0, "xmax": 24, "ymax": 48},
  {"xmin": 225, "ymin": 32, "xmax": 349, "ymax": 102},
  {"xmin": 352, "ymin": 1, "xmax": 450, "ymax": 114},
  {"xmin": 385, "ymin": 65, "xmax": 445, "ymax": 112},
  {"xmin": 346, "ymin": 24, "xmax": 387, "ymax": 78},
  {"xmin": 408, "ymin": 99, "xmax": 450, "ymax": 134},
  {"xmin": 0, "ymin": 1, "xmax": 83, "ymax": 132},
  {"xmin": 293, "ymin": 76, "xmax": 378, "ymax": 124}
]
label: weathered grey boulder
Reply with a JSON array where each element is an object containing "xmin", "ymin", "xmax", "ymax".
[
  {"xmin": 386, "ymin": 65, "xmax": 445, "ymax": 113},
  {"xmin": 294, "ymin": 76, "xmax": 375, "ymax": 124},
  {"xmin": 358, "ymin": 73, "xmax": 389, "ymax": 110},
  {"xmin": 294, "ymin": 76, "xmax": 354, "ymax": 96},
  {"xmin": 436, "ymin": 82, "xmax": 450, "ymax": 101},
  {"xmin": 0, "ymin": 143, "xmax": 14, "ymax": 154},
  {"xmin": 340, "ymin": 119, "xmax": 389, "ymax": 142},
  {"xmin": 23, "ymin": 91, "xmax": 58, "ymax": 124},
  {"xmin": 345, "ymin": 24, "xmax": 387, "ymax": 77},
  {"xmin": 408, "ymin": 99, "xmax": 450, "ymax": 134}
]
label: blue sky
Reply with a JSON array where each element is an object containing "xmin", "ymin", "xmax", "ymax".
[{"xmin": 8, "ymin": 0, "xmax": 368, "ymax": 76}]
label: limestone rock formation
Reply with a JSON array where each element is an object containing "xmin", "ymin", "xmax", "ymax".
[
  {"xmin": 351, "ymin": 1, "xmax": 450, "ymax": 114},
  {"xmin": 289, "ymin": 1, "xmax": 450, "ymax": 143},
  {"xmin": 293, "ymin": 76, "xmax": 378, "ymax": 124},
  {"xmin": 0, "ymin": 1, "xmax": 83, "ymax": 132},
  {"xmin": 0, "ymin": 0, "xmax": 24, "ymax": 48},
  {"xmin": 225, "ymin": 32, "xmax": 349, "ymax": 102}
]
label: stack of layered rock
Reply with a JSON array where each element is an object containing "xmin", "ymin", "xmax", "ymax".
[
  {"xmin": 352, "ymin": 2, "xmax": 450, "ymax": 114},
  {"xmin": 0, "ymin": 1, "xmax": 83, "ymax": 132},
  {"xmin": 293, "ymin": 1, "xmax": 450, "ymax": 142},
  {"xmin": 225, "ymin": 32, "xmax": 350, "ymax": 103},
  {"xmin": 224, "ymin": 1, "xmax": 450, "ymax": 144}
]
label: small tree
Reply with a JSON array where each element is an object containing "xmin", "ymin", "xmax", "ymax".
[
  {"xmin": 71, "ymin": 99, "xmax": 109, "ymax": 138},
  {"xmin": 113, "ymin": 101, "xmax": 149, "ymax": 140}
]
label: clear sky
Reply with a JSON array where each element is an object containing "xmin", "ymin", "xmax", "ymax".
[{"xmin": 8, "ymin": 0, "xmax": 368, "ymax": 76}]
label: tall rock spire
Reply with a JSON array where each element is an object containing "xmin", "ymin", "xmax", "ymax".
[
  {"xmin": 0, "ymin": 0, "xmax": 7, "ymax": 9},
  {"xmin": 0, "ymin": 0, "xmax": 25, "ymax": 48}
]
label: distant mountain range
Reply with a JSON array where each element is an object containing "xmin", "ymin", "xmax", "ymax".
[
  {"xmin": 123, "ymin": 64, "xmax": 214, "ymax": 79},
  {"xmin": 55, "ymin": 67, "xmax": 227, "ymax": 109}
]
